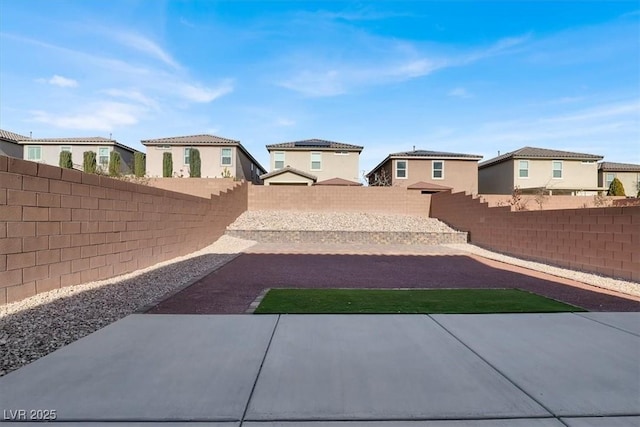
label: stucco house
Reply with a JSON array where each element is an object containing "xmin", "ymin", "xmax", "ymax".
[
  {"xmin": 265, "ymin": 139, "xmax": 363, "ymax": 185},
  {"xmin": 478, "ymin": 147, "xmax": 603, "ymax": 195},
  {"xmin": 19, "ymin": 136, "xmax": 139, "ymax": 173},
  {"xmin": 142, "ymin": 134, "xmax": 266, "ymax": 183},
  {"xmin": 366, "ymin": 149, "xmax": 483, "ymax": 194},
  {"xmin": 260, "ymin": 166, "xmax": 317, "ymax": 186},
  {"xmin": 0, "ymin": 129, "xmax": 28, "ymax": 159},
  {"xmin": 598, "ymin": 162, "xmax": 640, "ymax": 196}
]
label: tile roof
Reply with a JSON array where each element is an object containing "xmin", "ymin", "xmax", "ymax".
[
  {"xmin": 141, "ymin": 134, "xmax": 239, "ymax": 145},
  {"xmin": 479, "ymin": 146, "xmax": 603, "ymax": 168},
  {"xmin": 598, "ymin": 161, "xmax": 640, "ymax": 172},
  {"xmin": 406, "ymin": 181, "xmax": 452, "ymax": 191},
  {"xmin": 0, "ymin": 129, "xmax": 30, "ymax": 142},
  {"xmin": 390, "ymin": 150, "xmax": 482, "ymax": 159},
  {"xmin": 266, "ymin": 138, "xmax": 363, "ymax": 151},
  {"xmin": 22, "ymin": 137, "xmax": 115, "ymax": 143},
  {"xmin": 315, "ymin": 177, "xmax": 363, "ymax": 186},
  {"xmin": 260, "ymin": 166, "xmax": 317, "ymax": 182}
]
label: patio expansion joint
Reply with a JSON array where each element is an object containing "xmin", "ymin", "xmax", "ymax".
[
  {"xmin": 572, "ymin": 312, "xmax": 640, "ymax": 338},
  {"xmin": 240, "ymin": 314, "xmax": 281, "ymax": 423},
  {"xmin": 427, "ymin": 314, "xmax": 558, "ymax": 419}
]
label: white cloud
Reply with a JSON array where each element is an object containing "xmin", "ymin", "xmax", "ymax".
[
  {"xmin": 448, "ymin": 87, "xmax": 472, "ymax": 98},
  {"xmin": 111, "ymin": 32, "xmax": 181, "ymax": 70},
  {"xmin": 275, "ymin": 117, "xmax": 296, "ymax": 127},
  {"xmin": 278, "ymin": 34, "xmax": 530, "ymax": 97},
  {"xmin": 102, "ymin": 88, "xmax": 159, "ymax": 109},
  {"xmin": 46, "ymin": 75, "xmax": 78, "ymax": 87},
  {"xmin": 29, "ymin": 102, "xmax": 145, "ymax": 131},
  {"xmin": 176, "ymin": 80, "xmax": 234, "ymax": 103}
]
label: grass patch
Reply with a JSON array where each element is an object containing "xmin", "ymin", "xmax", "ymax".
[{"xmin": 253, "ymin": 288, "xmax": 585, "ymax": 314}]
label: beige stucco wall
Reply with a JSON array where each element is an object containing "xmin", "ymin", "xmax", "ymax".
[
  {"xmin": 516, "ymin": 159, "xmax": 598, "ymax": 192},
  {"xmin": 146, "ymin": 146, "xmax": 237, "ymax": 178},
  {"xmin": 263, "ymin": 171, "xmax": 314, "ymax": 186},
  {"xmin": 22, "ymin": 143, "xmax": 134, "ymax": 173},
  {"xmin": 599, "ymin": 170, "xmax": 640, "ymax": 196},
  {"xmin": 388, "ymin": 158, "xmax": 479, "ymax": 194},
  {"xmin": 480, "ymin": 159, "xmax": 599, "ymax": 194},
  {"xmin": 269, "ymin": 150, "xmax": 360, "ymax": 182}
]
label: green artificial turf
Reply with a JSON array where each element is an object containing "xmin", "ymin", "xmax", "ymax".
[{"xmin": 253, "ymin": 288, "xmax": 586, "ymax": 314}]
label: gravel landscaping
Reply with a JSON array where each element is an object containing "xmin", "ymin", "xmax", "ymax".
[
  {"xmin": 0, "ymin": 236, "xmax": 256, "ymax": 377},
  {"xmin": 229, "ymin": 211, "xmax": 457, "ymax": 232}
]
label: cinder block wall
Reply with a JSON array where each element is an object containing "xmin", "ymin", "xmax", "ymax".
[
  {"xmin": 479, "ymin": 194, "xmax": 627, "ymax": 210},
  {"xmin": 431, "ymin": 191, "xmax": 640, "ymax": 281},
  {"xmin": 146, "ymin": 178, "xmax": 240, "ymax": 198},
  {"xmin": 248, "ymin": 185, "xmax": 431, "ymax": 216},
  {"xmin": 0, "ymin": 156, "xmax": 248, "ymax": 305}
]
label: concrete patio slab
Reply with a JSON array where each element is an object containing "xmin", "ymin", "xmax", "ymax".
[
  {"xmin": 561, "ymin": 416, "xmax": 640, "ymax": 426},
  {"xmin": 245, "ymin": 315, "xmax": 549, "ymax": 421},
  {"xmin": 432, "ymin": 313, "xmax": 640, "ymax": 417},
  {"xmin": 0, "ymin": 315, "xmax": 277, "ymax": 422},
  {"xmin": 576, "ymin": 312, "xmax": 640, "ymax": 336},
  {"xmin": 243, "ymin": 420, "xmax": 564, "ymax": 427}
]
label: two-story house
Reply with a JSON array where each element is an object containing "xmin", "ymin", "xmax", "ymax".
[
  {"xmin": 0, "ymin": 129, "xmax": 28, "ymax": 159},
  {"xmin": 478, "ymin": 147, "xmax": 603, "ymax": 195},
  {"xmin": 263, "ymin": 139, "xmax": 363, "ymax": 186},
  {"xmin": 142, "ymin": 134, "xmax": 266, "ymax": 183},
  {"xmin": 19, "ymin": 136, "xmax": 139, "ymax": 173},
  {"xmin": 366, "ymin": 149, "xmax": 483, "ymax": 194},
  {"xmin": 598, "ymin": 162, "xmax": 640, "ymax": 196}
]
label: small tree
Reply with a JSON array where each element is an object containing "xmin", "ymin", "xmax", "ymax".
[
  {"xmin": 109, "ymin": 151, "xmax": 121, "ymax": 177},
  {"xmin": 134, "ymin": 152, "xmax": 145, "ymax": 177},
  {"xmin": 368, "ymin": 168, "xmax": 391, "ymax": 186},
  {"xmin": 163, "ymin": 152, "xmax": 173, "ymax": 177},
  {"xmin": 59, "ymin": 151, "xmax": 73, "ymax": 169},
  {"xmin": 607, "ymin": 177, "xmax": 626, "ymax": 196},
  {"xmin": 83, "ymin": 151, "xmax": 97, "ymax": 174},
  {"xmin": 189, "ymin": 148, "xmax": 201, "ymax": 178}
]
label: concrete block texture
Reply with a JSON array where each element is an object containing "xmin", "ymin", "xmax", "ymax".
[
  {"xmin": 246, "ymin": 315, "xmax": 549, "ymax": 421},
  {"xmin": 432, "ymin": 313, "xmax": 640, "ymax": 417}
]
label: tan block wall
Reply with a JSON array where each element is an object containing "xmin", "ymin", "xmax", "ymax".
[
  {"xmin": 0, "ymin": 156, "xmax": 248, "ymax": 305},
  {"xmin": 479, "ymin": 195, "xmax": 627, "ymax": 210},
  {"xmin": 248, "ymin": 185, "xmax": 431, "ymax": 216},
  {"xmin": 430, "ymin": 191, "xmax": 640, "ymax": 281},
  {"xmin": 146, "ymin": 178, "xmax": 241, "ymax": 198}
]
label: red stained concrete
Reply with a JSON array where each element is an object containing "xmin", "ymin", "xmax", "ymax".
[{"xmin": 147, "ymin": 252, "xmax": 640, "ymax": 314}]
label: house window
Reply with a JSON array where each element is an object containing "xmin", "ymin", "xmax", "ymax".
[
  {"xmin": 184, "ymin": 147, "xmax": 191, "ymax": 165},
  {"xmin": 519, "ymin": 160, "xmax": 529, "ymax": 178},
  {"xmin": 98, "ymin": 147, "xmax": 109, "ymax": 168},
  {"xmin": 27, "ymin": 146, "xmax": 42, "ymax": 161},
  {"xmin": 396, "ymin": 160, "xmax": 407, "ymax": 179},
  {"xmin": 221, "ymin": 148, "xmax": 232, "ymax": 166},
  {"xmin": 60, "ymin": 146, "xmax": 72, "ymax": 153},
  {"xmin": 432, "ymin": 160, "xmax": 444, "ymax": 179},
  {"xmin": 311, "ymin": 152, "xmax": 322, "ymax": 170},
  {"xmin": 274, "ymin": 152, "xmax": 285, "ymax": 169},
  {"xmin": 552, "ymin": 161, "xmax": 563, "ymax": 179},
  {"xmin": 605, "ymin": 173, "xmax": 615, "ymax": 188}
]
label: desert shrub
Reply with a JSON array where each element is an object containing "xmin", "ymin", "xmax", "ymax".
[
  {"xmin": 83, "ymin": 151, "xmax": 97, "ymax": 174},
  {"xmin": 163, "ymin": 152, "xmax": 173, "ymax": 177},
  {"xmin": 134, "ymin": 152, "xmax": 146, "ymax": 177},
  {"xmin": 189, "ymin": 148, "xmax": 201, "ymax": 178},
  {"xmin": 59, "ymin": 151, "xmax": 73, "ymax": 169},
  {"xmin": 109, "ymin": 151, "xmax": 121, "ymax": 176},
  {"xmin": 221, "ymin": 167, "xmax": 232, "ymax": 178},
  {"xmin": 607, "ymin": 178, "xmax": 625, "ymax": 196}
]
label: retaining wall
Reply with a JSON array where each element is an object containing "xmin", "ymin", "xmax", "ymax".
[
  {"xmin": 146, "ymin": 178, "xmax": 240, "ymax": 198},
  {"xmin": 0, "ymin": 156, "xmax": 248, "ymax": 305},
  {"xmin": 248, "ymin": 185, "xmax": 431, "ymax": 216},
  {"xmin": 226, "ymin": 230, "xmax": 467, "ymax": 245},
  {"xmin": 431, "ymin": 191, "xmax": 640, "ymax": 281}
]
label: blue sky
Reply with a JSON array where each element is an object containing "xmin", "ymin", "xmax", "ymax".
[{"xmin": 1, "ymin": 0, "xmax": 638, "ymax": 177}]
